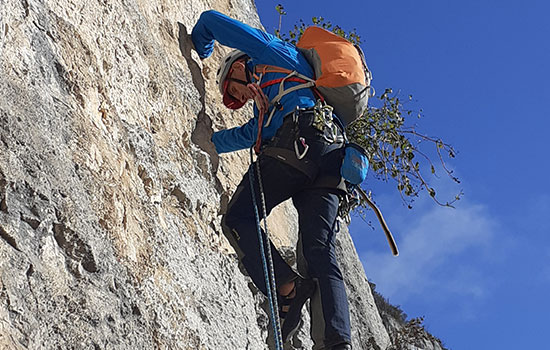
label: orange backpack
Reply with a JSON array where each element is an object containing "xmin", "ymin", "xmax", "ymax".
[{"xmin": 257, "ymin": 26, "xmax": 374, "ymax": 127}]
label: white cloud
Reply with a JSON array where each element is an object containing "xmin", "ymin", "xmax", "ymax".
[
  {"xmin": 353, "ymin": 164, "xmax": 550, "ymax": 327},
  {"xmin": 358, "ymin": 200, "xmax": 499, "ymax": 303}
]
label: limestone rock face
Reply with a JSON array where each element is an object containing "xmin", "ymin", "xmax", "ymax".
[{"xmin": 0, "ymin": 0, "xmax": 396, "ymax": 349}]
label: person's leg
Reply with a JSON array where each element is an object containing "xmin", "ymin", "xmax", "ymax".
[
  {"xmin": 221, "ymin": 155, "xmax": 309, "ymax": 295},
  {"xmin": 293, "ymin": 188, "xmax": 352, "ymax": 348}
]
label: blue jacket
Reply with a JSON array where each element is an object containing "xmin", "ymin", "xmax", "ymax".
[{"xmin": 191, "ymin": 10, "xmax": 317, "ymax": 154}]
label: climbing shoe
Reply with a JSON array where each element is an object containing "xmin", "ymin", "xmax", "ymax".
[
  {"xmin": 331, "ymin": 343, "xmax": 352, "ymax": 350},
  {"xmin": 280, "ymin": 277, "xmax": 316, "ymax": 342}
]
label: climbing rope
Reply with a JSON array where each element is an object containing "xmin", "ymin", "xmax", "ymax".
[
  {"xmin": 255, "ymin": 157, "xmax": 283, "ymax": 342},
  {"xmin": 248, "ymin": 147, "xmax": 284, "ymax": 349}
]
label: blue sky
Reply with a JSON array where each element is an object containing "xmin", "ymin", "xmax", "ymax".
[{"xmin": 255, "ymin": 1, "xmax": 550, "ymax": 349}]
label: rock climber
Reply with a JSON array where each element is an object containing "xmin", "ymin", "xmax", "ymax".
[{"xmin": 191, "ymin": 10, "xmax": 352, "ymax": 350}]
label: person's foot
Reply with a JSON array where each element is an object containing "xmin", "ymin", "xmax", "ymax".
[
  {"xmin": 331, "ymin": 343, "xmax": 352, "ymax": 350},
  {"xmin": 279, "ymin": 278, "xmax": 316, "ymax": 342}
]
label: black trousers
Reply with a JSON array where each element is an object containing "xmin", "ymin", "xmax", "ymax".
[{"xmin": 221, "ymin": 111, "xmax": 352, "ymax": 346}]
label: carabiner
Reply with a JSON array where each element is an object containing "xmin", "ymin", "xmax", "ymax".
[{"xmin": 294, "ymin": 137, "xmax": 309, "ymax": 160}]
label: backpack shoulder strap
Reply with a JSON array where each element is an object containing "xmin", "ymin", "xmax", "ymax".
[
  {"xmin": 255, "ymin": 64, "xmax": 315, "ymax": 83},
  {"xmin": 254, "ymin": 64, "xmax": 317, "ymax": 127},
  {"xmin": 255, "ymin": 64, "xmax": 293, "ymax": 76}
]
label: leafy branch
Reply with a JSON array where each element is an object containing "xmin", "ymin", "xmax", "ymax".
[
  {"xmin": 348, "ymin": 89, "xmax": 462, "ymax": 209},
  {"xmin": 275, "ymin": 4, "xmax": 287, "ymax": 39},
  {"xmin": 275, "ymin": 6, "xmax": 361, "ymax": 46}
]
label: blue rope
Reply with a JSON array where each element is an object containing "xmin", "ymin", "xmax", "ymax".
[
  {"xmin": 248, "ymin": 149, "xmax": 284, "ymax": 350},
  {"xmin": 255, "ymin": 159, "xmax": 283, "ymax": 344}
]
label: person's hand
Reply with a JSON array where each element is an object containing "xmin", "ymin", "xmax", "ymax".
[{"xmin": 247, "ymin": 83, "xmax": 269, "ymax": 115}]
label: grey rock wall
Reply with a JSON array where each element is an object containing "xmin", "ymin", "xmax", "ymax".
[{"xmin": 0, "ymin": 0, "xmax": 395, "ymax": 349}]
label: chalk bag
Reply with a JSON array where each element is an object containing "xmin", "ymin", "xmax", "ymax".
[{"xmin": 341, "ymin": 143, "xmax": 369, "ymax": 185}]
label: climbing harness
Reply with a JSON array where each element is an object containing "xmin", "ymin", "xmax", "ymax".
[{"xmin": 248, "ymin": 148, "xmax": 284, "ymax": 349}]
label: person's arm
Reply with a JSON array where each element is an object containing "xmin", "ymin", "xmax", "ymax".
[
  {"xmin": 191, "ymin": 11, "xmax": 267, "ymax": 153},
  {"xmin": 191, "ymin": 11, "xmax": 302, "ymax": 153},
  {"xmin": 211, "ymin": 116, "xmax": 258, "ymax": 154},
  {"xmin": 191, "ymin": 10, "xmax": 276, "ymax": 60}
]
